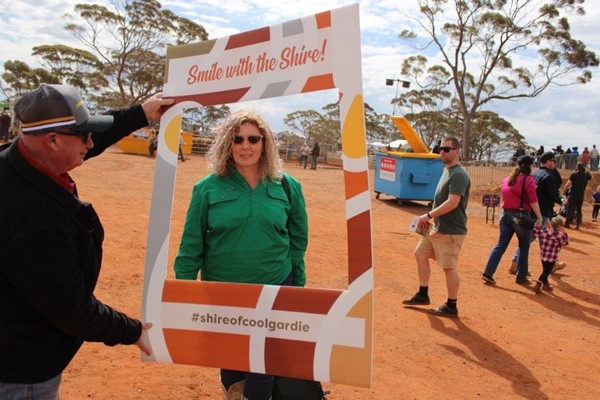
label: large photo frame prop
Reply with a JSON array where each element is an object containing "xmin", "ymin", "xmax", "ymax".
[{"xmin": 142, "ymin": 4, "xmax": 373, "ymax": 387}]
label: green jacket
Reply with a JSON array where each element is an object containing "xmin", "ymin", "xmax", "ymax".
[{"xmin": 174, "ymin": 171, "xmax": 308, "ymax": 286}]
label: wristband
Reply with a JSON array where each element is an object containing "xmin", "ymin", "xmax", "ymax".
[{"xmin": 427, "ymin": 212, "xmax": 432, "ymax": 219}]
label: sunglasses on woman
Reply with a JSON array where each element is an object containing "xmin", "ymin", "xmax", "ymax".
[{"xmin": 233, "ymin": 135, "xmax": 263, "ymax": 144}]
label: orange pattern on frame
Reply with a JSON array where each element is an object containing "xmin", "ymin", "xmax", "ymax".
[
  {"xmin": 347, "ymin": 211, "xmax": 372, "ymax": 285},
  {"xmin": 164, "ymin": 329, "xmax": 251, "ymax": 371},
  {"xmin": 315, "ymin": 11, "xmax": 332, "ymax": 29},
  {"xmin": 265, "ymin": 338, "xmax": 316, "ymax": 379},
  {"xmin": 302, "ymin": 74, "xmax": 335, "ymax": 93},
  {"xmin": 162, "ymin": 280, "xmax": 262, "ymax": 308},
  {"xmin": 272, "ymin": 287, "xmax": 343, "ymax": 314},
  {"xmin": 343, "ymin": 170, "xmax": 370, "ymax": 200}
]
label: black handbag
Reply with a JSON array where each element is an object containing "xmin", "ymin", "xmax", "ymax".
[{"xmin": 517, "ymin": 176, "xmax": 537, "ymax": 228}]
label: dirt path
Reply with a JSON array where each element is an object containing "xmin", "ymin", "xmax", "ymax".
[{"xmin": 61, "ymin": 148, "xmax": 600, "ymax": 399}]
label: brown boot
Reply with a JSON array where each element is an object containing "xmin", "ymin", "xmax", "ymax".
[
  {"xmin": 533, "ymin": 281, "xmax": 543, "ymax": 294},
  {"xmin": 221, "ymin": 380, "xmax": 244, "ymax": 400},
  {"xmin": 542, "ymin": 283, "xmax": 554, "ymax": 292}
]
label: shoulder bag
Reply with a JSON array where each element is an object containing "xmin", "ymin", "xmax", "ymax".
[{"xmin": 517, "ymin": 175, "xmax": 537, "ymax": 228}]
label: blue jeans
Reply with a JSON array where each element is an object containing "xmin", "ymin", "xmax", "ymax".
[
  {"xmin": 512, "ymin": 216, "xmax": 549, "ymax": 273},
  {"xmin": 0, "ymin": 373, "xmax": 61, "ymax": 400},
  {"xmin": 483, "ymin": 210, "xmax": 533, "ymax": 282}
]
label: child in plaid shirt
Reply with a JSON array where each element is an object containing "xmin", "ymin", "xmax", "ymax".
[{"xmin": 532, "ymin": 217, "xmax": 569, "ymax": 293}]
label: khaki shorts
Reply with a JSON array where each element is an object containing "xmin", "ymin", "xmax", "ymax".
[{"xmin": 414, "ymin": 232, "xmax": 466, "ymax": 270}]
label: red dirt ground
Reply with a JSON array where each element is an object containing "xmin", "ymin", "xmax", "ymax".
[{"xmin": 60, "ymin": 148, "xmax": 600, "ymax": 399}]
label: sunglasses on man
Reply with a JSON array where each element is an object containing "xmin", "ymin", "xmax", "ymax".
[
  {"xmin": 54, "ymin": 130, "xmax": 93, "ymax": 143},
  {"xmin": 439, "ymin": 146, "xmax": 458, "ymax": 153},
  {"xmin": 233, "ymin": 135, "xmax": 263, "ymax": 144}
]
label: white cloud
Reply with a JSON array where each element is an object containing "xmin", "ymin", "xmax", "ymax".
[{"xmin": 2, "ymin": 0, "xmax": 599, "ymax": 152}]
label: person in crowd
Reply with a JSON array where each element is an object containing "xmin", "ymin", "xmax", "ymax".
[
  {"xmin": 178, "ymin": 133, "xmax": 187, "ymax": 162},
  {"xmin": 532, "ymin": 217, "xmax": 569, "ymax": 294},
  {"xmin": 589, "ymin": 144, "xmax": 599, "ymax": 171},
  {"xmin": 310, "ymin": 141, "xmax": 320, "ymax": 169},
  {"xmin": 481, "ymin": 155, "xmax": 543, "ymax": 285},
  {"xmin": 591, "ymin": 185, "xmax": 600, "ymax": 222},
  {"xmin": 535, "ymin": 145, "xmax": 545, "ymax": 166},
  {"xmin": 432, "ymin": 140, "xmax": 441, "ymax": 154},
  {"xmin": 299, "ymin": 142, "xmax": 310, "ymax": 168},
  {"xmin": 402, "ymin": 137, "xmax": 470, "ymax": 317},
  {"xmin": 0, "ymin": 110, "xmax": 10, "ymax": 142},
  {"xmin": 553, "ymin": 145, "xmax": 564, "ymax": 169},
  {"xmin": 568, "ymin": 147, "xmax": 579, "ymax": 170},
  {"xmin": 511, "ymin": 146, "xmax": 526, "ymax": 166},
  {"xmin": 0, "ymin": 84, "xmax": 174, "ymax": 399},
  {"xmin": 581, "ymin": 146, "xmax": 590, "ymax": 168},
  {"xmin": 509, "ymin": 152, "xmax": 564, "ymax": 276},
  {"xmin": 148, "ymin": 129, "xmax": 159, "ymax": 157},
  {"xmin": 563, "ymin": 162, "xmax": 592, "ymax": 229},
  {"xmin": 173, "ymin": 110, "xmax": 308, "ymax": 400}
]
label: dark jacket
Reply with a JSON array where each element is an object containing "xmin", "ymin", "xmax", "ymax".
[
  {"xmin": 566, "ymin": 170, "xmax": 592, "ymax": 200},
  {"xmin": 311, "ymin": 143, "xmax": 320, "ymax": 157},
  {"xmin": 531, "ymin": 167, "xmax": 562, "ymax": 218},
  {"xmin": 0, "ymin": 105, "xmax": 148, "ymax": 383}
]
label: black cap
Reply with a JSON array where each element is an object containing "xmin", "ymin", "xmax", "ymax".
[
  {"xmin": 517, "ymin": 155, "xmax": 534, "ymax": 166},
  {"xmin": 539, "ymin": 151, "xmax": 556, "ymax": 164},
  {"xmin": 14, "ymin": 84, "xmax": 113, "ymax": 135}
]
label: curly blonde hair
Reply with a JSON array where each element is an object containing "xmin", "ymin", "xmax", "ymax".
[{"xmin": 206, "ymin": 110, "xmax": 283, "ymax": 180}]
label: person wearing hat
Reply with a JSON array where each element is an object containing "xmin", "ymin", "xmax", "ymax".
[
  {"xmin": 508, "ymin": 151, "xmax": 565, "ymax": 275},
  {"xmin": 0, "ymin": 84, "xmax": 174, "ymax": 398},
  {"xmin": 481, "ymin": 154, "xmax": 543, "ymax": 285},
  {"xmin": 563, "ymin": 162, "xmax": 592, "ymax": 229}
]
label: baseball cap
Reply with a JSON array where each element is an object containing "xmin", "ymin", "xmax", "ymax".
[
  {"xmin": 14, "ymin": 84, "xmax": 113, "ymax": 135},
  {"xmin": 539, "ymin": 151, "xmax": 556, "ymax": 164},
  {"xmin": 517, "ymin": 155, "xmax": 534, "ymax": 166}
]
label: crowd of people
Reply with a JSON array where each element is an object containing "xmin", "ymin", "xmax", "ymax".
[
  {"xmin": 516, "ymin": 143, "xmax": 600, "ymax": 171},
  {"xmin": 479, "ymin": 149, "xmax": 595, "ymax": 294}
]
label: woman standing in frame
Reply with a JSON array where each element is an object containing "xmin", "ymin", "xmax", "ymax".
[{"xmin": 174, "ymin": 110, "xmax": 308, "ymax": 400}]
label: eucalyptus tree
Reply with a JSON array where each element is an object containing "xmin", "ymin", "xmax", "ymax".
[
  {"xmin": 1, "ymin": 61, "xmax": 59, "ymax": 99},
  {"xmin": 62, "ymin": 0, "xmax": 208, "ymax": 108},
  {"xmin": 399, "ymin": 0, "xmax": 598, "ymax": 160}
]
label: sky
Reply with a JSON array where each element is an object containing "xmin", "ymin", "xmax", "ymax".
[{"xmin": 1, "ymin": 0, "xmax": 599, "ymax": 151}]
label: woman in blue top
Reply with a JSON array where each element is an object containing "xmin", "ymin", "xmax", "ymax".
[{"xmin": 174, "ymin": 110, "xmax": 308, "ymax": 400}]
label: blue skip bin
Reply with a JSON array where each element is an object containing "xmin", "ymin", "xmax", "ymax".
[
  {"xmin": 374, "ymin": 153, "xmax": 443, "ymax": 205},
  {"xmin": 374, "ymin": 116, "xmax": 443, "ymax": 205}
]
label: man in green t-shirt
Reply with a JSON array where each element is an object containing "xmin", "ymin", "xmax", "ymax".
[{"xmin": 402, "ymin": 137, "xmax": 471, "ymax": 317}]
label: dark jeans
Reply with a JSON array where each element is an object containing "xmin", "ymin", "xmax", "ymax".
[
  {"xmin": 483, "ymin": 210, "xmax": 532, "ymax": 282},
  {"xmin": 310, "ymin": 155, "xmax": 318, "ymax": 169},
  {"xmin": 566, "ymin": 197, "xmax": 583, "ymax": 226},
  {"xmin": 593, "ymin": 204, "xmax": 600, "ymax": 220},
  {"xmin": 220, "ymin": 272, "xmax": 293, "ymax": 400}
]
